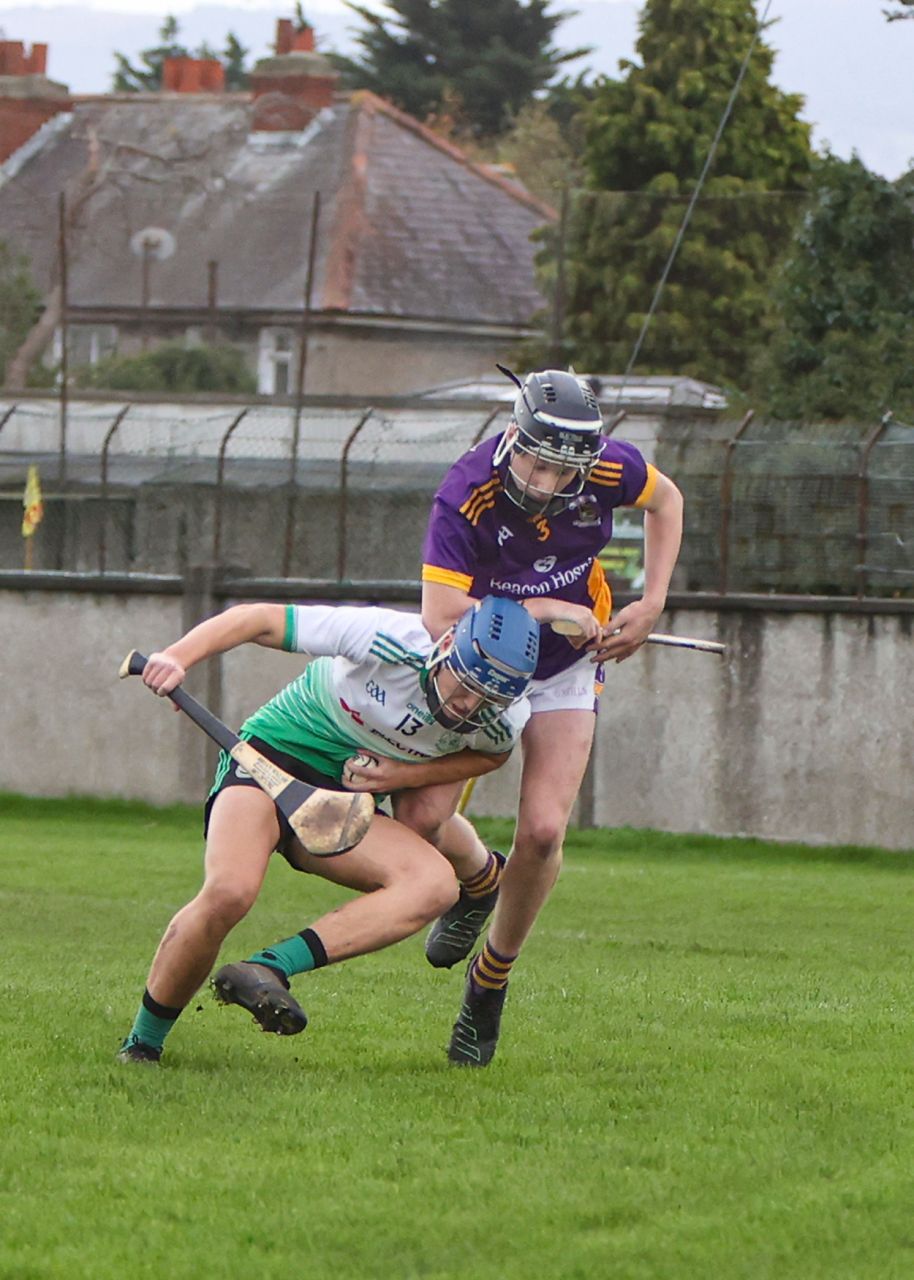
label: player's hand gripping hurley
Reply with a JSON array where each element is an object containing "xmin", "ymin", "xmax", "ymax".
[
  {"xmin": 550, "ymin": 618, "xmax": 725, "ymax": 655},
  {"xmin": 119, "ymin": 650, "xmax": 374, "ymax": 856}
]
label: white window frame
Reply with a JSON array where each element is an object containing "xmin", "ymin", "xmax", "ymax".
[{"xmin": 257, "ymin": 327, "xmax": 296, "ymax": 395}]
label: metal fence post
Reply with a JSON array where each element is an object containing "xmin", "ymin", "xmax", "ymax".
[
  {"xmin": 0, "ymin": 403, "xmax": 17, "ymax": 438},
  {"xmin": 605, "ymin": 410, "xmax": 627, "ymax": 437},
  {"xmin": 282, "ymin": 191, "xmax": 322, "ymax": 578},
  {"xmin": 98, "ymin": 404, "xmax": 132, "ymax": 573},
  {"xmin": 718, "ymin": 410, "xmax": 754, "ymax": 596},
  {"xmin": 471, "ymin": 406, "xmax": 503, "ymax": 448},
  {"xmin": 856, "ymin": 412, "xmax": 892, "ymax": 600},
  {"xmin": 212, "ymin": 407, "xmax": 250, "ymax": 566},
  {"xmin": 336, "ymin": 408, "xmax": 375, "ymax": 582},
  {"xmin": 57, "ymin": 192, "xmax": 69, "ymax": 492}
]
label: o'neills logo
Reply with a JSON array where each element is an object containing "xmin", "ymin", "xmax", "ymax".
[{"xmin": 534, "ymin": 555, "xmax": 557, "ymax": 573}]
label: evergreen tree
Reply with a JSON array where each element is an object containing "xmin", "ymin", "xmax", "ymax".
[
  {"xmin": 0, "ymin": 241, "xmax": 42, "ymax": 384},
  {"xmin": 112, "ymin": 16, "xmax": 251, "ymax": 91},
  {"xmin": 552, "ymin": 0, "xmax": 812, "ymax": 386},
  {"xmin": 331, "ymin": 0, "xmax": 589, "ymax": 139},
  {"xmin": 752, "ymin": 154, "xmax": 914, "ymax": 421},
  {"xmin": 222, "ymin": 33, "xmax": 250, "ymax": 91},
  {"xmin": 113, "ymin": 16, "xmax": 188, "ymax": 92}
]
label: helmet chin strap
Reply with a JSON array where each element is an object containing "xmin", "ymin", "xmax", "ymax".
[{"xmin": 425, "ymin": 669, "xmax": 484, "ymax": 734}]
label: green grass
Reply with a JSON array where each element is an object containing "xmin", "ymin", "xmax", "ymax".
[{"xmin": 2, "ymin": 792, "xmax": 914, "ymax": 1280}]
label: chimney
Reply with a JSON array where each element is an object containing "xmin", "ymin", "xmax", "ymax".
[
  {"xmin": 161, "ymin": 56, "xmax": 225, "ymax": 93},
  {"xmin": 249, "ymin": 18, "xmax": 338, "ymax": 126},
  {"xmin": 275, "ymin": 19, "xmax": 316, "ymax": 55},
  {"xmin": 0, "ymin": 41, "xmax": 48, "ymax": 76},
  {"xmin": 0, "ymin": 41, "xmax": 70, "ymax": 164}
]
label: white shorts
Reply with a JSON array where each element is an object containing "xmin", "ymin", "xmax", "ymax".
[{"xmin": 527, "ymin": 652, "xmax": 605, "ymax": 716}]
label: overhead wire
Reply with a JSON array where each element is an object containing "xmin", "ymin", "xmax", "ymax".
[{"xmin": 612, "ymin": 0, "xmax": 776, "ymax": 406}]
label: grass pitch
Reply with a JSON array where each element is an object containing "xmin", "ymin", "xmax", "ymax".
[{"xmin": 2, "ymin": 793, "xmax": 914, "ymax": 1280}]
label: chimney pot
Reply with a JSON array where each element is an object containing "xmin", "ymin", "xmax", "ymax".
[{"xmin": 161, "ymin": 56, "xmax": 225, "ymax": 93}]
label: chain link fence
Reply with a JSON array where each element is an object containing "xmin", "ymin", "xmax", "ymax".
[
  {"xmin": 2, "ymin": 396, "xmax": 911, "ymax": 598},
  {"xmin": 656, "ymin": 413, "xmax": 914, "ymax": 597},
  {"xmin": 0, "ymin": 396, "xmax": 511, "ymax": 580}
]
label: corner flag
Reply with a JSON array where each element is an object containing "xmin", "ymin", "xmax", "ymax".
[{"xmin": 22, "ymin": 465, "xmax": 44, "ymax": 538}]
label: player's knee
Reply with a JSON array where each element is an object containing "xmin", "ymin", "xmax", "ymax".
[
  {"xmin": 198, "ymin": 879, "xmax": 258, "ymax": 928},
  {"xmin": 408, "ymin": 861, "xmax": 460, "ymax": 926},
  {"xmin": 394, "ymin": 794, "xmax": 447, "ymax": 847},
  {"xmin": 515, "ymin": 817, "xmax": 565, "ymax": 862}
]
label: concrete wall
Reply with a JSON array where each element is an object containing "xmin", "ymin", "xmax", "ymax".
[{"xmin": 1, "ymin": 585, "xmax": 910, "ymax": 851}]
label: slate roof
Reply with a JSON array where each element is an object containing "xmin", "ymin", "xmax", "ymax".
[{"xmin": 0, "ymin": 90, "xmax": 553, "ymax": 328}]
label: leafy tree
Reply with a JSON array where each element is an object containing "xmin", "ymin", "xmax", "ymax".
[
  {"xmin": 112, "ymin": 16, "xmax": 251, "ymax": 91},
  {"xmin": 545, "ymin": 0, "xmax": 812, "ymax": 387},
  {"xmin": 751, "ymin": 153, "xmax": 914, "ymax": 421},
  {"xmin": 492, "ymin": 100, "xmax": 583, "ymax": 204},
  {"xmin": 0, "ymin": 241, "xmax": 42, "ymax": 384},
  {"xmin": 330, "ymin": 0, "xmax": 590, "ymax": 139},
  {"xmin": 76, "ymin": 343, "xmax": 257, "ymax": 395}
]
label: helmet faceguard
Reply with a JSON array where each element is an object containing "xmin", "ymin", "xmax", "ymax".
[
  {"xmin": 493, "ymin": 367, "xmax": 605, "ymax": 517},
  {"xmin": 425, "ymin": 596, "xmax": 539, "ymax": 734}
]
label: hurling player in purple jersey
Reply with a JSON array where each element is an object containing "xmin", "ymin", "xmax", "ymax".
[{"xmin": 404, "ymin": 366, "xmax": 683, "ymax": 1066}]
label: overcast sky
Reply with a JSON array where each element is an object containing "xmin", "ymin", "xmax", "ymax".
[{"xmin": 2, "ymin": 0, "xmax": 912, "ymax": 180}]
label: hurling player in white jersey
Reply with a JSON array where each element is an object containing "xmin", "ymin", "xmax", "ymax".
[{"xmin": 117, "ymin": 595, "xmax": 538, "ymax": 1065}]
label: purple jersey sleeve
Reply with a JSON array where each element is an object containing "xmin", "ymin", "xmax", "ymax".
[
  {"xmin": 421, "ymin": 500, "xmax": 477, "ymax": 591},
  {"xmin": 597, "ymin": 439, "xmax": 654, "ymax": 508}
]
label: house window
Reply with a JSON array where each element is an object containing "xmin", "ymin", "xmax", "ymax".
[
  {"xmin": 55, "ymin": 324, "xmax": 118, "ymax": 368},
  {"xmin": 258, "ymin": 328, "xmax": 296, "ymax": 395}
]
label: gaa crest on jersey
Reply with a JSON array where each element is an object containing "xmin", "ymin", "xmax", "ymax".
[
  {"xmin": 569, "ymin": 495, "xmax": 600, "ymax": 527},
  {"xmin": 365, "ymin": 679, "xmax": 386, "ymax": 705},
  {"xmin": 436, "ymin": 731, "xmax": 465, "ymax": 753}
]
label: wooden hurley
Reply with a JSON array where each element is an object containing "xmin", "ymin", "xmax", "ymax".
[{"xmin": 119, "ymin": 650, "xmax": 373, "ymax": 856}]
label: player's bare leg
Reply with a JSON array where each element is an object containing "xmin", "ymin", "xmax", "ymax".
[
  {"xmin": 490, "ymin": 708, "xmax": 594, "ymax": 954},
  {"xmin": 393, "ymin": 781, "xmax": 486, "ymax": 879},
  {"xmin": 118, "ymin": 787, "xmax": 278, "ymax": 1062},
  {"xmin": 449, "ymin": 708, "xmax": 594, "ymax": 1067},
  {"xmin": 394, "ymin": 780, "xmax": 509, "ymax": 970},
  {"xmin": 213, "ymin": 814, "xmax": 460, "ymax": 1035}
]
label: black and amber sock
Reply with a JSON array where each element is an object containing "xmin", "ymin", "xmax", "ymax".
[
  {"xmin": 470, "ymin": 940, "xmax": 516, "ymax": 992},
  {"xmin": 461, "ymin": 850, "xmax": 505, "ymax": 899}
]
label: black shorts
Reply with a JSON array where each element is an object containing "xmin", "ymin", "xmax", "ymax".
[{"xmin": 204, "ymin": 735, "xmax": 349, "ymax": 871}]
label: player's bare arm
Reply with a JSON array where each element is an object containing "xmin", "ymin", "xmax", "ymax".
[
  {"xmin": 520, "ymin": 597, "xmax": 602, "ymax": 647},
  {"xmin": 142, "ymin": 603, "xmax": 288, "ymax": 695},
  {"xmin": 342, "ymin": 747, "xmax": 511, "ymax": 794},
  {"xmin": 422, "ymin": 582, "xmax": 600, "ymax": 650},
  {"xmin": 422, "ymin": 581, "xmax": 479, "ymax": 641},
  {"xmin": 592, "ymin": 470, "xmax": 684, "ymax": 664}
]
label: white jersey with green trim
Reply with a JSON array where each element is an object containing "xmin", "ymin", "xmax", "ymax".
[{"xmin": 240, "ymin": 605, "xmax": 529, "ymax": 781}]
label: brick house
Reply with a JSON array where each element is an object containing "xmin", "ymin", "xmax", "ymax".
[{"xmin": 0, "ymin": 21, "xmax": 555, "ymax": 396}]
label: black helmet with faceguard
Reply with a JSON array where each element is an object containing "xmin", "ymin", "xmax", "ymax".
[{"xmin": 493, "ymin": 367, "xmax": 605, "ymax": 516}]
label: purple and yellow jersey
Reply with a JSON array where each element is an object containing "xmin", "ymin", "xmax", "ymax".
[{"xmin": 422, "ymin": 434, "xmax": 658, "ymax": 679}]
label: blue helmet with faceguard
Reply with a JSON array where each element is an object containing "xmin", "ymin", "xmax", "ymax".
[{"xmin": 426, "ymin": 596, "xmax": 539, "ymax": 733}]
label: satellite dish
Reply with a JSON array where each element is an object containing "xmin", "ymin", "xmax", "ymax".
[{"xmin": 130, "ymin": 227, "xmax": 177, "ymax": 260}]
